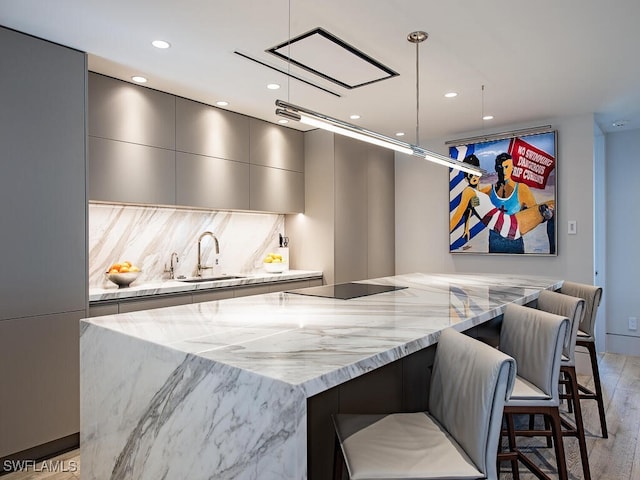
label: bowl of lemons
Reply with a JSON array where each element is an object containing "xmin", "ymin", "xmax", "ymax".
[
  {"xmin": 263, "ymin": 253, "xmax": 287, "ymax": 273},
  {"xmin": 106, "ymin": 261, "xmax": 141, "ymax": 288}
]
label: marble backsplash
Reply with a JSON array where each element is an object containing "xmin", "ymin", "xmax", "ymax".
[{"xmin": 89, "ymin": 203, "xmax": 285, "ymax": 288}]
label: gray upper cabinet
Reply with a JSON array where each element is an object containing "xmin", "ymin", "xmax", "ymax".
[
  {"xmin": 88, "ymin": 74, "xmax": 304, "ymax": 213},
  {"xmin": 176, "ymin": 98, "xmax": 250, "ymax": 162},
  {"xmin": 88, "ymin": 73, "xmax": 175, "ymax": 150},
  {"xmin": 250, "ymin": 165, "xmax": 304, "ymax": 213},
  {"xmin": 250, "ymin": 118, "xmax": 304, "ymax": 172},
  {"xmin": 89, "ymin": 137, "xmax": 176, "ymax": 205},
  {"xmin": 176, "ymin": 152, "xmax": 250, "ymax": 210}
]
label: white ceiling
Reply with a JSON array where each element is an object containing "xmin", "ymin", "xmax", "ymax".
[{"xmin": 2, "ymin": 0, "xmax": 639, "ymax": 142}]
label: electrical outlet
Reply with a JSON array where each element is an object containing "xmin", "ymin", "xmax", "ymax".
[{"xmin": 629, "ymin": 317, "xmax": 638, "ymax": 331}]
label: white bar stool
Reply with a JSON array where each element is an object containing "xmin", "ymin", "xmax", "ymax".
[
  {"xmin": 560, "ymin": 280, "xmax": 608, "ymax": 438},
  {"xmin": 497, "ymin": 303, "xmax": 570, "ymax": 480},
  {"xmin": 536, "ymin": 289, "xmax": 591, "ymax": 480},
  {"xmin": 332, "ymin": 328, "xmax": 516, "ymax": 480}
]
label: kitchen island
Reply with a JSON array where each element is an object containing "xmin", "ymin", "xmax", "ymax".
[{"xmin": 80, "ymin": 273, "xmax": 562, "ymax": 480}]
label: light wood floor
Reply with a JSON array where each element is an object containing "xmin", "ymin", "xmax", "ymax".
[
  {"xmin": 3, "ymin": 353, "xmax": 638, "ymax": 480},
  {"xmin": 499, "ymin": 352, "xmax": 640, "ymax": 480}
]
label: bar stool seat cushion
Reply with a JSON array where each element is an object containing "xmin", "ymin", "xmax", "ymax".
[
  {"xmin": 334, "ymin": 412, "xmax": 483, "ymax": 479},
  {"xmin": 509, "ymin": 376, "xmax": 552, "ymax": 405}
]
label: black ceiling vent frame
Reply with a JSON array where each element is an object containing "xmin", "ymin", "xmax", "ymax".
[{"xmin": 267, "ymin": 27, "xmax": 399, "ymax": 90}]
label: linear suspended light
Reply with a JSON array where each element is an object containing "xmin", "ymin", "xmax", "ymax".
[{"xmin": 275, "ymin": 100, "xmax": 485, "ymax": 176}]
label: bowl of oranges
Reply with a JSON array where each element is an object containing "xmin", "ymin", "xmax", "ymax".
[{"xmin": 106, "ymin": 261, "xmax": 141, "ymax": 288}]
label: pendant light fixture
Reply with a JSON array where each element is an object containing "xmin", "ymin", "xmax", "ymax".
[{"xmin": 275, "ymin": 31, "xmax": 484, "ymax": 176}]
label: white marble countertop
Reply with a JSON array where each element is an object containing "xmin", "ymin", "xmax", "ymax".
[
  {"xmin": 89, "ymin": 269, "xmax": 323, "ymax": 302},
  {"xmin": 84, "ymin": 272, "xmax": 562, "ymax": 398}
]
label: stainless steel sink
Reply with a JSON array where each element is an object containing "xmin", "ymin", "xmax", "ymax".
[{"xmin": 178, "ymin": 275, "xmax": 245, "ymax": 283}]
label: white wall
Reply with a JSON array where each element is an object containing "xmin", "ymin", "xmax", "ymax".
[
  {"xmin": 396, "ymin": 113, "xmax": 595, "ymax": 284},
  {"xmin": 604, "ymin": 128, "xmax": 640, "ymax": 355}
]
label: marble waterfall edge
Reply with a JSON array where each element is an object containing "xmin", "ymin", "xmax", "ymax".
[{"xmin": 80, "ymin": 323, "xmax": 307, "ymax": 480}]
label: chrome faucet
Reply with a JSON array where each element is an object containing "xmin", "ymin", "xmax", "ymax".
[
  {"xmin": 164, "ymin": 252, "xmax": 179, "ymax": 279},
  {"xmin": 197, "ymin": 231, "xmax": 219, "ymax": 277}
]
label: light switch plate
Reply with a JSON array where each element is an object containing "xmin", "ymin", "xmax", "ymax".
[{"xmin": 568, "ymin": 220, "xmax": 577, "ymax": 235}]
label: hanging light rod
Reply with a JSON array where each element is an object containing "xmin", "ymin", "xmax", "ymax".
[
  {"xmin": 275, "ymin": 100, "xmax": 485, "ymax": 176},
  {"xmin": 445, "ymin": 125, "xmax": 553, "ymax": 147}
]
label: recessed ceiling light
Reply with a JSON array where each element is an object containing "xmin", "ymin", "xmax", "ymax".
[
  {"xmin": 131, "ymin": 76, "xmax": 147, "ymax": 83},
  {"xmin": 612, "ymin": 120, "xmax": 628, "ymax": 128},
  {"xmin": 278, "ymin": 119, "xmax": 289, "ymax": 124},
  {"xmin": 483, "ymin": 115, "xmax": 494, "ymax": 121},
  {"xmin": 267, "ymin": 83, "xmax": 281, "ymax": 90},
  {"xmin": 444, "ymin": 92, "xmax": 458, "ymax": 98},
  {"xmin": 216, "ymin": 101, "xmax": 229, "ymax": 106},
  {"xmin": 396, "ymin": 132, "xmax": 405, "ymax": 137},
  {"xmin": 151, "ymin": 40, "xmax": 171, "ymax": 49},
  {"xmin": 350, "ymin": 114, "xmax": 361, "ymax": 120}
]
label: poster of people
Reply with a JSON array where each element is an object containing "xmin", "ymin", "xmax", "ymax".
[{"xmin": 449, "ymin": 131, "xmax": 557, "ymax": 255}]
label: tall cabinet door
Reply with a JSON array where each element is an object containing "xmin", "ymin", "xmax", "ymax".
[
  {"xmin": 0, "ymin": 28, "xmax": 87, "ymax": 321},
  {"xmin": 0, "ymin": 27, "xmax": 87, "ymax": 459},
  {"xmin": 334, "ymin": 136, "xmax": 369, "ymax": 282}
]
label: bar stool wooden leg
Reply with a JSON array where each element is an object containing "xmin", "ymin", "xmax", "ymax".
[
  {"xmin": 578, "ymin": 339, "xmax": 608, "ymax": 438},
  {"xmin": 547, "ymin": 408, "xmax": 569, "ymax": 480},
  {"xmin": 561, "ymin": 365, "xmax": 592, "ymax": 480},
  {"xmin": 503, "ymin": 406, "xmax": 569, "ymax": 480},
  {"xmin": 506, "ymin": 413, "xmax": 521, "ymax": 480}
]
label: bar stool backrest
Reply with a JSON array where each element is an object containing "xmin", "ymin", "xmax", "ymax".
[
  {"xmin": 429, "ymin": 328, "xmax": 516, "ymax": 480},
  {"xmin": 537, "ymin": 290, "xmax": 585, "ymax": 365},
  {"xmin": 500, "ymin": 304, "xmax": 568, "ymax": 402},
  {"xmin": 560, "ymin": 281, "xmax": 603, "ymax": 340}
]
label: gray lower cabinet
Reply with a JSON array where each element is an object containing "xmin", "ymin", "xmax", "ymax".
[
  {"xmin": 118, "ymin": 294, "xmax": 193, "ymax": 313},
  {"xmin": 250, "ymin": 165, "xmax": 304, "ymax": 213},
  {"xmin": 88, "ymin": 278, "xmax": 324, "ymax": 317},
  {"xmin": 176, "ymin": 152, "xmax": 250, "ymax": 210},
  {"xmin": 192, "ymin": 289, "xmax": 235, "ymax": 303},
  {"xmin": 0, "ymin": 311, "xmax": 83, "ymax": 458},
  {"xmin": 88, "ymin": 302, "xmax": 118, "ymax": 317},
  {"xmin": 88, "ymin": 72, "xmax": 176, "ymax": 150},
  {"xmin": 89, "ymin": 136, "xmax": 176, "ymax": 205},
  {"xmin": 233, "ymin": 284, "xmax": 271, "ymax": 298}
]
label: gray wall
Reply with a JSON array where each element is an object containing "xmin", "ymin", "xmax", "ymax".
[{"xmin": 604, "ymin": 128, "xmax": 640, "ymax": 355}]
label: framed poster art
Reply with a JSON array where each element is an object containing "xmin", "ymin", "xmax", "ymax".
[{"xmin": 448, "ymin": 131, "xmax": 557, "ymax": 255}]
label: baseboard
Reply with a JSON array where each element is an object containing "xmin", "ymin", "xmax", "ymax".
[
  {"xmin": 606, "ymin": 333, "xmax": 640, "ymax": 356},
  {"xmin": 0, "ymin": 433, "xmax": 79, "ymax": 476}
]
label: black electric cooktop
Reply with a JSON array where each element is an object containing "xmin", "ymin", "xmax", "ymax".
[{"xmin": 285, "ymin": 282, "xmax": 407, "ymax": 300}]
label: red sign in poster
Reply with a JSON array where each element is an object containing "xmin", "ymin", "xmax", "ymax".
[{"xmin": 508, "ymin": 137, "xmax": 555, "ymax": 189}]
